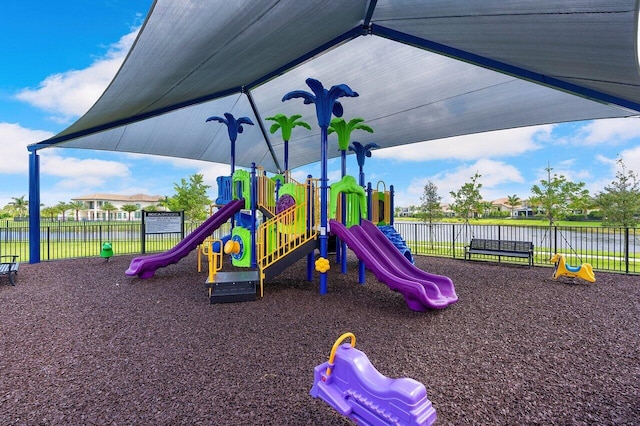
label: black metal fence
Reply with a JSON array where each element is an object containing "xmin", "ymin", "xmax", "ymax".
[
  {"xmin": 394, "ymin": 221, "xmax": 639, "ymax": 274},
  {"xmin": 0, "ymin": 221, "xmax": 637, "ymax": 275},
  {"xmin": 0, "ymin": 222, "xmax": 230, "ymax": 263}
]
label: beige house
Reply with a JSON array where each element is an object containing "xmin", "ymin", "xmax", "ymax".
[{"xmin": 69, "ymin": 193, "xmax": 165, "ymax": 221}]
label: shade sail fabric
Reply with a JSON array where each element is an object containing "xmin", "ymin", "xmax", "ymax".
[{"xmin": 29, "ymin": 0, "xmax": 640, "ymax": 173}]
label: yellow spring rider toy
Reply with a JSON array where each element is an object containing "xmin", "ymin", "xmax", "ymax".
[{"xmin": 550, "ymin": 253, "xmax": 596, "ymax": 283}]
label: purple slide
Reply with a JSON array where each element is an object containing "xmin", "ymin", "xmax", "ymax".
[
  {"xmin": 360, "ymin": 220, "xmax": 458, "ymax": 303},
  {"xmin": 126, "ymin": 199, "xmax": 244, "ymax": 279},
  {"xmin": 329, "ymin": 220, "xmax": 457, "ymax": 311}
]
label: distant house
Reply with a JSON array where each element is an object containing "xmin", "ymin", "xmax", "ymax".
[
  {"xmin": 487, "ymin": 197, "xmax": 535, "ymax": 217},
  {"xmin": 68, "ymin": 193, "xmax": 164, "ymax": 221}
]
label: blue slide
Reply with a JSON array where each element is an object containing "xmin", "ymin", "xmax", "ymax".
[
  {"xmin": 126, "ymin": 199, "xmax": 244, "ymax": 279},
  {"xmin": 329, "ymin": 219, "xmax": 458, "ymax": 311}
]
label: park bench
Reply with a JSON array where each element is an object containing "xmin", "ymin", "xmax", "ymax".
[
  {"xmin": 0, "ymin": 255, "xmax": 19, "ymax": 285},
  {"xmin": 465, "ymin": 238, "xmax": 534, "ymax": 267}
]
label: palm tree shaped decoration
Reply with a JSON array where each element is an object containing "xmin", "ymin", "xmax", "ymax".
[
  {"xmin": 206, "ymin": 112, "xmax": 254, "ymax": 175},
  {"xmin": 328, "ymin": 118, "xmax": 373, "ymax": 275},
  {"xmin": 282, "ymin": 78, "xmax": 359, "ymax": 295},
  {"xmin": 265, "ymin": 113, "xmax": 311, "ymax": 171},
  {"xmin": 349, "ymin": 141, "xmax": 379, "ymax": 187},
  {"xmin": 328, "ymin": 117, "xmax": 373, "ymax": 179}
]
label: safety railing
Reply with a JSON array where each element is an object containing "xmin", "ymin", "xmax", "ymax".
[
  {"xmin": 256, "ymin": 172, "xmax": 278, "ymax": 217},
  {"xmin": 256, "ymin": 177, "xmax": 320, "ymax": 273}
]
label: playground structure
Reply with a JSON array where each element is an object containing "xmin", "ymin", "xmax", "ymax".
[
  {"xmin": 126, "ymin": 163, "xmax": 457, "ymax": 310},
  {"xmin": 125, "ymin": 77, "xmax": 457, "ymax": 311},
  {"xmin": 550, "ymin": 253, "xmax": 596, "ymax": 283},
  {"xmin": 310, "ymin": 333, "xmax": 437, "ymax": 426}
]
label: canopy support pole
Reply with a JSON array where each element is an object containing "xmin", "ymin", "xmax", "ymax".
[{"xmin": 28, "ymin": 150, "xmax": 41, "ymax": 264}]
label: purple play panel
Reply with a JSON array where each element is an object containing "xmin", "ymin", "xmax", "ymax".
[
  {"xmin": 310, "ymin": 343, "xmax": 437, "ymax": 426},
  {"xmin": 125, "ymin": 199, "xmax": 244, "ymax": 279},
  {"xmin": 329, "ymin": 220, "xmax": 457, "ymax": 311}
]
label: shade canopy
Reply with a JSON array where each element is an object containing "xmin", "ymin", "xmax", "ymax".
[{"xmin": 28, "ymin": 0, "xmax": 640, "ymax": 173}]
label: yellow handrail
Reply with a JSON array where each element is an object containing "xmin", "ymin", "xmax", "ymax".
[
  {"xmin": 256, "ymin": 177, "xmax": 320, "ymax": 297},
  {"xmin": 325, "ymin": 332, "xmax": 356, "ymax": 377},
  {"xmin": 201, "ymin": 237, "xmax": 224, "ymax": 283},
  {"xmin": 257, "ymin": 172, "xmax": 277, "ymax": 217}
]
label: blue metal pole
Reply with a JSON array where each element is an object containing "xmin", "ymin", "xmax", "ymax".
[
  {"xmin": 357, "ymin": 166, "xmax": 366, "ymax": 283},
  {"xmin": 366, "ymin": 182, "xmax": 372, "ymax": 221},
  {"xmin": 284, "ymin": 140, "xmax": 289, "ymax": 171},
  {"xmin": 319, "ymin": 126, "xmax": 329, "ymax": 295},
  {"xmin": 28, "ymin": 151, "xmax": 41, "ymax": 263},
  {"xmin": 230, "ymin": 138, "xmax": 236, "ymax": 176}
]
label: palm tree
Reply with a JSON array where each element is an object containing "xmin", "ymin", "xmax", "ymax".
[
  {"xmin": 41, "ymin": 206, "xmax": 59, "ymax": 221},
  {"xmin": 121, "ymin": 204, "xmax": 138, "ymax": 221},
  {"xmin": 265, "ymin": 113, "xmax": 311, "ymax": 171},
  {"xmin": 282, "ymin": 77, "xmax": 359, "ymax": 294},
  {"xmin": 101, "ymin": 202, "xmax": 117, "ymax": 221},
  {"xmin": 158, "ymin": 196, "xmax": 172, "ymax": 211},
  {"xmin": 348, "ymin": 141, "xmax": 379, "ymax": 187},
  {"xmin": 506, "ymin": 194, "xmax": 521, "ymax": 218},
  {"xmin": 206, "ymin": 112, "xmax": 254, "ymax": 175},
  {"xmin": 328, "ymin": 117, "xmax": 373, "ymax": 179},
  {"xmin": 9, "ymin": 195, "xmax": 28, "ymax": 218},
  {"xmin": 68, "ymin": 201, "xmax": 85, "ymax": 221},
  {"xmin": 56, "ymin": 201, "xmax": 70, "ymax": 221}
]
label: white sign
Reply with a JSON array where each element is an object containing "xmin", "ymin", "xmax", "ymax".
[{"xmin": 144, "ymin": 211, "xmax": 183, "ymax": 234}]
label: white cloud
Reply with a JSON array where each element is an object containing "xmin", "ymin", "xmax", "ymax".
[
  {"xmin": 0, "ymin": 122, "xmax": 53, "ymax": 174},
  {"xmin": 375, "ymin": 125, "xmax": 552, "ymax": 162},
  {"xmin": 402, "ymin": 159, "xmax": 524, "ymax": 205},
  {"xmin": 573, "ymin": 117, "xmax": 640, "ymax": 146},
  {"xmin": 37, "ymin": 152, "xmax": 132, "ymax": 200},
  {"xmin": 14, "ymin": 28, "xmax": 139, "ymax": 122}
]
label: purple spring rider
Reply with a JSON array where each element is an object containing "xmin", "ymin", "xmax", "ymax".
[{"xmin": 310, "ymin": 333, "xmax": 437, "ymax": 426}]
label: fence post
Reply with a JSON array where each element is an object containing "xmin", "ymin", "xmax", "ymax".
[
  {"xmin": 625, "ymin": 227, "xmax": 630, "ymax": 274},
  {"xmin": 414, "ymin": 223, "xmax": 418, "ymax": 254},
  {"xmin": 452, "ymin": 224, "xmax": 456, "ymax": 258}
]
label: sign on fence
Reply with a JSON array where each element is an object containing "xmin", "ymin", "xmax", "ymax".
[
  {"xmin": 141, "ymin": 210, "xmax": 184, "ymax": 253},
  {"xmin": 143, "ymin": 211, "xmax": 183, "ymax": 234}
]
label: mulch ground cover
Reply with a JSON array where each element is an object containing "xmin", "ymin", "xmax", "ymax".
[{"xmin": 1, "ymin": 252, "xmax": 638, "ymax": 425}]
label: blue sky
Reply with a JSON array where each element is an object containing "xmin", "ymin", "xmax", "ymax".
[{"xmin": 2, "ymin": 1, "xmax": 640, "ymax": 210}]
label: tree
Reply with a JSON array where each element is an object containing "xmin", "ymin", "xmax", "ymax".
[
  {"xmin": 265, "ymin": 113, "xmax": 311, "ymax": 171},
  {"xmin": 56, "ymin": 201, "xmax": 70, "ymax": 221},
  {"xmin": 478, "ymin": 201, "xmax": 493, "ymax": 218},
  {"xmin": 101, "ymin": 202, "xmax": 117, "ymax": 221},
  {"xmin": 449, "ymin": 173, "xmax": 483, "ymax": 223},
  {"xmin": 170, "ymin": 173, "xmax": 211, "ymax": 221},
  {"xmin": 418, "ymin": 181, "xmax": 442, "ymax": 224},
  {"xmin": 595, "ymin": 158, "xmax": 640, "ymax": 227},
  {"xmin": 68, "ymin": 201, "xmax": 85, "ymax": 221},
  {"xmin": 8, "ymin": 195, "xmax": 28, "ymax": 218},
  {"xmin": 41, "ymin": 206, "xmax": 59, "ymax": 221},
  {"xmin": 158, "ymin": 196, "xmax": 172, "ymax": 211},
  {"xmin": 505, "ymin": 194, "xmax": 520, "ymax": 218},
  {"xmin": 121, "ymin": 204, "xmax": 138, "ymax": 221},
  {"xmin": 530, "ymin": 164, "xmax": 588, "ymax": 226}
]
